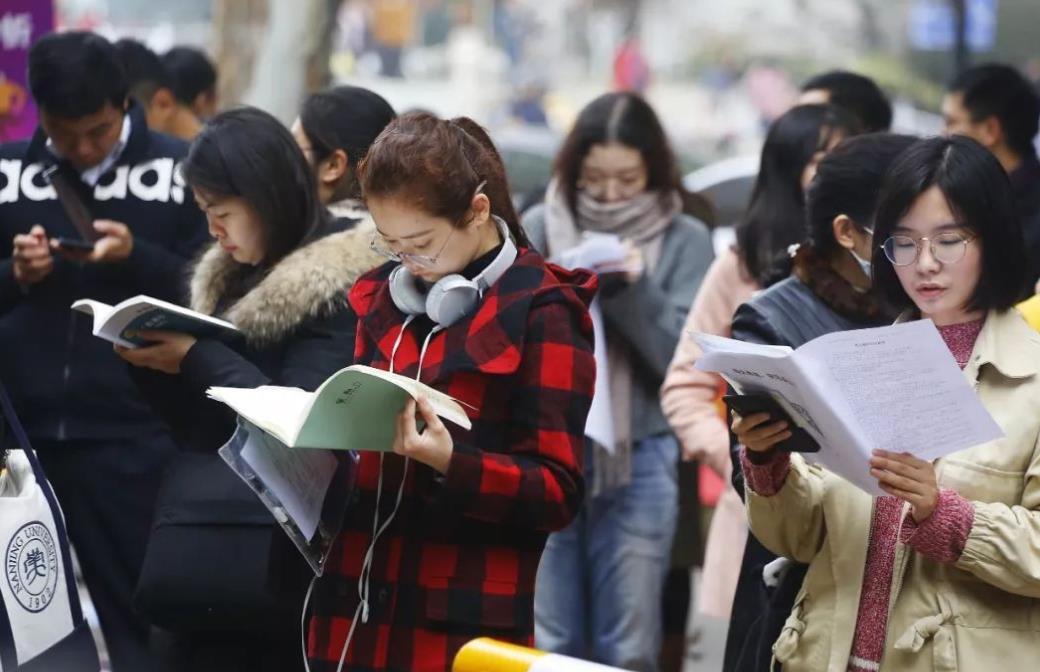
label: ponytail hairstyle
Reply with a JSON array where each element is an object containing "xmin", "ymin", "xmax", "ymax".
[
  {"xmin": 358, "ymin": 111, "xmax": 530, "ymax": 247},
  {"xmin": 298, "ymin": 85, "xmax": 396, "ymax": 199}
]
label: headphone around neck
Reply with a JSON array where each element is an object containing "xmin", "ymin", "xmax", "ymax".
[{"xmin": 388, "ymin": 215, "xmax": 517, "ymax": 327}]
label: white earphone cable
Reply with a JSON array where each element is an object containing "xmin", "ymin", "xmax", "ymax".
[{"xmin": 327, "ymin": 320, "xmax": 442, "ymax": 671}]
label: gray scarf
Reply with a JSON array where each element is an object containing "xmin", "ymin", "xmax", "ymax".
[{"xmin": 543, "ymin": 180, "xmax": 680, "ymax": 495}]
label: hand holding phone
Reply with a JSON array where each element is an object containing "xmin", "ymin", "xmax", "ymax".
[
  {"xmin": 724, "ymin": 393, "xmax": 820, "ymax": 453},
  {"xmin": 11, "ymin": 225, "xmax": 54, "ymax": 285},
  {"xmin": 53, "ymin": 237, "xmax": 95, "ymax": 252}
]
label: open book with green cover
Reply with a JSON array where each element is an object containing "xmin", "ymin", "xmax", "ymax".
[{"xmin": 206, "ymin": 365, "xmax": 472, "ymax": 451}]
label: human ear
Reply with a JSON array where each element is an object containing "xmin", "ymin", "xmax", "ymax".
[{"xmin": 832, "ymin": 214, "xmax": 857, "ymax": 251}]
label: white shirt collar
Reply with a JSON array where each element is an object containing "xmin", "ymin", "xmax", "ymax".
[{"xmin": 46, "ymin": 113, "xmax": 132, "ymax": 187}]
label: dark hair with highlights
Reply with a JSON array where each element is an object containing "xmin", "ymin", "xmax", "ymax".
[{"xmin": 359, "ymin": 112, "xmax": 530, "ymax": 246}]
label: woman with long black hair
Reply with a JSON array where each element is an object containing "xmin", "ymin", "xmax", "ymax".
[{"xmin": 118, "ymin": 107, "xmax": 375, "ymax": 670}]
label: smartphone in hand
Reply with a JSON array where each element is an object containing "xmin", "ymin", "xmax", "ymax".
[
  {"xmin": 723, "ymin": 393, "xmax": 821, "ymax": 453},
  {"xmin": 53, "ymin": 237, "xmax": 95, "ymax": 252}
]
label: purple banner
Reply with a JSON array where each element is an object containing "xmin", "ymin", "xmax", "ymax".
[{"xmin": 0, "ymin": 1, "xmax": 54, "ymax": 143}]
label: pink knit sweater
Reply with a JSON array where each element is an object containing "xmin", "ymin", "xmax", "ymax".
[{"xmin": 741, "ymin": 319, "xmax": 982, "ymax": 671}]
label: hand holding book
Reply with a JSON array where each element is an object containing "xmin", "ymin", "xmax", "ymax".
[
  {"xmin": 731, "ymin": 412, "xmax": 793, "ymax": 454},
  {"xmin": 206, "ymin": 364, "xmax": 472, "ymax": 452},
  {"xmin": 115, "ymin": 331, "xmax": 197, "ymax": 374},
  {"xmin": 393, "ymin": 397, "xmax": 454, "ymax": 474},
  {"xmin": 868, "ymin": 449, "xmax": 940, "ymax": 522}
]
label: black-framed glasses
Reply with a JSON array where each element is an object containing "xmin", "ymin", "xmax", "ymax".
[{"xmin": 881, "ymin": 232, "xmax": 976, "ymax": 266}]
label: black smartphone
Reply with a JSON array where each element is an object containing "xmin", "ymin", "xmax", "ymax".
[
  {"xmin": 43, "ymin": 165, "xmax": 100, "ymax": 243},
  {"xmin": 723, "ymin": 392, "xmax": 821, "ymax": 453},
  {"xmin": 54, "ymin": 237, "xmax": 95, "ymax": 252}
]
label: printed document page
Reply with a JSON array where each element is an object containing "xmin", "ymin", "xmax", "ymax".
[
  {"xmin": 794, "ymin": 320, "xmax": 1003, "ymax": 461},
  {"xmin": 694, "ymin": 321, "xmax": 1003, "ymax": 495}
]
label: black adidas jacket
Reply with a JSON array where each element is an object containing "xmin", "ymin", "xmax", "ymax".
[{"xmin": 0, "ymin": 104, "xmax": 208, "ymax": 441}]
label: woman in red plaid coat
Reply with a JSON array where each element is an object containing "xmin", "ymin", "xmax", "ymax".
[{"xmin": 305, "ymin": 112, "xmax": 597, "ymax": 671}]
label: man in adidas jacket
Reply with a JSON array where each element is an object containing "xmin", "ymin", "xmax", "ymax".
[{"xmin": 0, "ymin": 32, "xmax": 207, "ymax": 670}]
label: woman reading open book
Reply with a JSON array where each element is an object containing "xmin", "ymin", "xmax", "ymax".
[
  {"xmin": 304, "ymin": 112, "xmax": 596, "ymax": 672},
  {"xmin": 115, "ymin": 106, "xmax": 381, "ymax": 670}
]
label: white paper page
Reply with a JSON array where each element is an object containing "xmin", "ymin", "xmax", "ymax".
[
  {"xmin": 207, "ymin": 386, "xmax": 313, "ymax": 444},
  {"xmin": 551, "ymin": 238, "xmax": 626, "ymax": 453},
  {"xmin": 94, "ymin": 302, "xmax": 157, "ymax": 342},
  {"xmin": 694, "ymin": 334, "xmax": 828, "ymax": 442},
  {"xmin": 796, "ymin": 320, "xmax": 1004, "ymax": 462},
  {"xmin": 557, "ymin": 233, "xmax": 627, "ymax": 273},
  {"xmin": 70, "ymin": 299, "xmax": 139, "ymax": 348},
  {"xmin": 694, "ymin": 332, "xmax": 793, "ymax": 359},
  {"xmin": 695, "ymin": 332, "xmax": 883, "ymax": 495},
  {"xmin": 70, "ymin": 299, "xmax": 113, "ymax": 331},
  {"xmin": 240, "ymin": 427, "xmax": 338, "ymax": 540},
  {"xmin": 117, "ymin": 295, "xmax": 238, "ymax": 331},
  {"xmin": 583, "ymin": 299, "xmax": 615, "ymax": 452}
]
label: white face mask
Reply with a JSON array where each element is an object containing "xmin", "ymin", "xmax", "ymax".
[
  {"xmin": 850, "ymin": 225, "xmax": 874, "ymax": 280},
  {"xmin": 851, "ymin": 249, "xmax": 872, "ymax": 279}
]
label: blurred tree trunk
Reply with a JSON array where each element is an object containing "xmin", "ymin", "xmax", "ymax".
[
  {"xmin": 213, "ymin": 0, "xmax": 266, "ymax": 111},
  {"xmin": 213, "ymin": 0, "xmax": 337, "ymax": 123}
]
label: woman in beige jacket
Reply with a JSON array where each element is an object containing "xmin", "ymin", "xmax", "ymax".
[{"xmin": 734, "ymin": 136, "xmax": 1040, "ymax": 671}]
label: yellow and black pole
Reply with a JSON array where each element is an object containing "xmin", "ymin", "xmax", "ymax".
[{"xmin": 453, "ymin": 639, "xmax": 628, "ymax": 672}]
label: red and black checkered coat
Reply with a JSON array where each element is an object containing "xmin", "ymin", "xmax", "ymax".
[{"xmin": 306, "ymin": 248, "xmax": 596, "ymax": 671}]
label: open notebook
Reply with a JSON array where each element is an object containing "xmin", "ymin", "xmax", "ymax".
[{"xmin": 207, "ymin": 365, "xmax": 472, "ymax": 451}]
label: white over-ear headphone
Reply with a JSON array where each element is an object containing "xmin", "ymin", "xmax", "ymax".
[{"xmin": 388, "ymin": 215, "xmax": 517, "ymax": 327}]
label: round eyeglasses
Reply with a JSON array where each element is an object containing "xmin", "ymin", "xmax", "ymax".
[
  {"xmin": 881, "ymin": 232, "xmax": 976, "ymax": 267},
  {"xmin": 370, "ymin": 227, "xmax": 457, "ymax": 269}
]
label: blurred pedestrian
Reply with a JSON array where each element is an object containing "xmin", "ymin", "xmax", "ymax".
[
  {"xmin": 162, "ymin": 46, "xmax": 218, "ymax": 121},
  {"xmin": 527, "ymin": 92, "xmax": 714, "ymax": 671},
  {"xmin": 114, "ymin": 38, "xmax": 202, "ymax": 141}
]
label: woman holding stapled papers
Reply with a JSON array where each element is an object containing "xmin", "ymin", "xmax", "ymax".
[
  {"xmin": 305, "ymin": 112, "xmax": 596, "ymax": 672},
  {"xmin": 732, "ymin": 136, "xmax": 1040, "ymax": 671},
  {"xmin": 723, "ymin": 133, "xmax": 915, "ymax": 672},
  {"xmin": 116, "ymin": 107, "xmax": 378, "ymax": 670}
]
